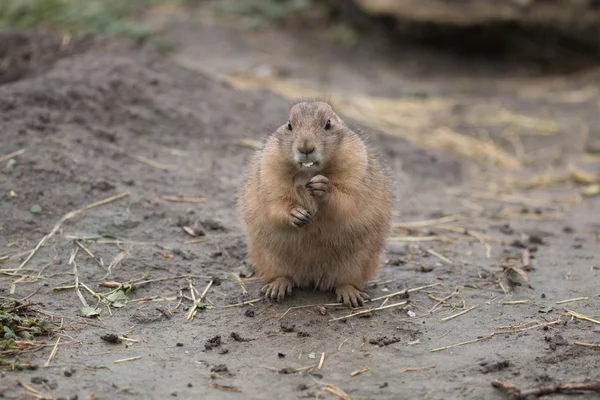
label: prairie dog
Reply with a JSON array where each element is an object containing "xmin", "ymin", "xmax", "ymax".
[{"xmin": 238, "ymin": 101, "xmax": 391, "ymax": 307}]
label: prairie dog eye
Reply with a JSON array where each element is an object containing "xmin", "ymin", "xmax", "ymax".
[
  {"xmin": 324, "ymin": 119, "xmax": 331, "ymax": 130},
  {"xmin": 287, "ymin": 121, "xmax": 292, "ymax": 131}
]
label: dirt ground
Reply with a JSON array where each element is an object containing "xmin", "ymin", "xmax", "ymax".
[{"xmin": 1, "ymin": 9, "xmax": 600, "ymax": 400}]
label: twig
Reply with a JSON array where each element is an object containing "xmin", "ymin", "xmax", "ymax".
[
  {"xmin": 0, "ymin": 148, "xmax": 26, "ymax": 163},
  {"xmin": 349, "ymin": 367, "xmax": 370, "ymax": 377},
  {"xmin": 329, "ymin": 301, "xmax": 408, "ymax": 322},
  {"xmin": 492, "ymin": 378, "xmax": 600, "ymax": 399},
  {"xmin": 16, "ymin": 192, "xmax": 130, "ymax": 271},
  {"xmin": 440, "ymin": 305, "xmax": 479, "ymax": 321},
  {"xmin": 556, "ymin": 297, "xmax": 588, "ymax": 304},
  {"xmin": 44, "ymin": 337, "xmax": 61, "ymax": 367},
  {"xmin": 399, "ymin": 366, "xmax": 435, "ymax": 374},
  {"xmin": 426, "ymin": 249, "xmax": 454, "ymax": 265},
  {"xmin": 161, "ymin": 196, "xmax": 207, "ymax": 203}
]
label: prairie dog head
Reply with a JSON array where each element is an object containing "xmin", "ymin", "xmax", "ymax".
[{"xmin": 275, "ymin": 101, "xmax": 349, "ymax": 172}]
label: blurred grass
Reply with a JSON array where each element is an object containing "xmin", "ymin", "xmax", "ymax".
[
  {"xmin": 0, "ymin": 0, "xmax": 360, "ymax": 45},
  {"xmin": 0, "ymin": 0, "xmax": 158, "ymax": 38}
]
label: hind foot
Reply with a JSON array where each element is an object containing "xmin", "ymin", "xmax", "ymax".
[
  {"xmin": 260, "ymin": 277, "xmax": 293, "ymax": 302},
  {"xmin": 335, "ymin": 284, "xmax": 370, "ymax": 308}
]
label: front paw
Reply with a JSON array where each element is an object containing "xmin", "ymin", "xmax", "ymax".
[
  {"xmin": 335, "ymin": 284, "xmax": 370, "ymax": 308},
  {"xmin": 306, "ymin": 175, "xmax": 329, "ymax": 198},
  {"xmin": 260, "ymin": 277, "xmax": 293, "ymax": 302},
  {"xmin": 290, "ymin": 206, "xmax": 311, "ymax": 228}
]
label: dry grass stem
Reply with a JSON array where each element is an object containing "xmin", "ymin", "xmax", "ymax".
[
  {"xmin": 15, "ymin": 380, "xmax": 50, "ymax": 399},
  {"xmin": 106, "ymin": 248, "xmax": 129, "ymax": 276},
  {"xmin": 74, "ymin": 240, "xmax": 106, "ymax": 271},
  {"xmin": 432, "ymin": 336, "xmax": 491, "ymax": 352},
  {"xmin": 318, "ymin": 352, "xmax": 325, "ymax": 369},
  {"xmin": 132, "ymin": 155, "xmax": 172, "ymax": 170},
  {"xmin": 320, "ymin": 383, "xmax": 354, "ymax": 400},
  {"xmin": 187, "ymin": 279, "xmax": 213, "ymax": 320},
  {"xmin": 208, "ymin": 383, "xmax": 242, "ymax": 392},
  {"xmin": 43, "ymin": 337, "xmax": 61, "ymax": 367},
  {"xmin": 113, "ymin": 356, "xmax": 142, "ymax": 364},
  {"xmin": 161, "ymin": 196, "xmax": 207, "ymax": 203},
  {"xmin": 395, "ymin": 214, "xmax": 468, "ymax": 228},
  {"xmin": 432, "ymin": 320, "xmax": 562, "ymax": 352},
  {"xmin": 16, "ymin": 192, "xmax": 130, "ymax": 272},
  {"xmin": 184, "ymin": 237, "xmax": 210, "ymax": 244},
  {"xmin": 349, "ymin": 367, "xmax": 371, "ymax": 377},
  {"xmin": 426, "ymin": 249, "xmax": 454, "ymax": 265},
  {"xmin": 502, "ymin": 300, "xmax": 530, "ymax": 305},
  {"xmin": 565, "ymin": 309, "xmax": 600, "ymax": 324},
  {"xmin": 574, "ymin": 342, "xmax": 600, "ymax": 348},
  {"xmin": 232, "ymin": 272, "xmax": 248, "ymax": 295},
  {"xmin": 399, "ymin": 366, "xmax": 436, "ymax": 374},
  {"xmin": 236, "ymin": 138, "xmax": 263, "ymax": 149},
  {"xmin": 370, "ymin": 282, "xmax": 442, "ymax": 302},
  {"xmin": 70, "ymin": 248, "xmax": 89, "ymax": 308},
  {"xmin": 556, "ymin": 297, "xmax": 588, "ymax": 304},
  {"xmin": 0, "ymin": 148, "xmax": 26, "ymax": 163},
  {"xmin": 440, "ymin": 305, "xmax": 479, "ymax": 321},
  {"xmin": 387, "ymin": 235, "xmax": 454, "ymax": 243},
  {"xmin": 222, "ymin": 298, "xmax": 263, "ymax": 308},
  {"xmin": 329, "ymin": 301, "xmax": 408, "ymax": 322}
]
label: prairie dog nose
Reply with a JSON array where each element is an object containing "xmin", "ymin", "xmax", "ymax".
[{"xmin": 297, "ymin": 140, "xmax": 315, "ymax": 155}]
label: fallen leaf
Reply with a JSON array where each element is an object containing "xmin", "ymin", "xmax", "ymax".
[
  {"xmin": 80, "ymin": 306, "xmax": 101, "ymax": 317},
  {"xmin": 509, "ymin": 267, "xmax": 534, "ymax": 289}
]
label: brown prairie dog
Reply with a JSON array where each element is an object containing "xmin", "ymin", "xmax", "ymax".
[{"xmin": 238, "ymin": 101, "xmax": 391, "ymax": 307}]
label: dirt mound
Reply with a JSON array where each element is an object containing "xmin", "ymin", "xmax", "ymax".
[{"xmin": 0, "ymin": 30, "xmax": 97, "ymax": 85}]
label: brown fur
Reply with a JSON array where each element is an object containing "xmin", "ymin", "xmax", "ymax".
[{"xmin": 238, "ymin": 101, "xmax": 391, "ymax": 307}]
